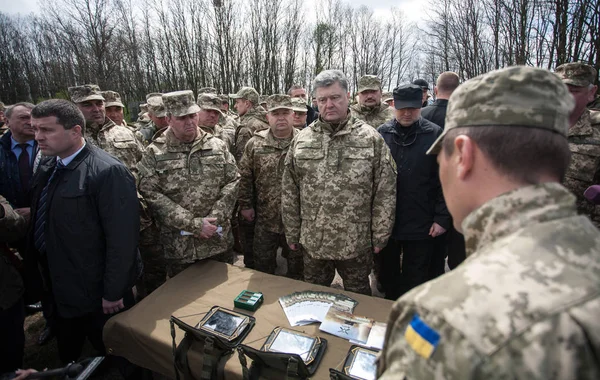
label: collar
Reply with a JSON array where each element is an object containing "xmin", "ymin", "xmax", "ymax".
[
  {"xmin": 433, "ymin": 99, "xmax": 449, "ymax": 106},
  {"xmin": 11, "ymin": 137, "xmax": 35, "ymax": 150},
  {"xmin": 461, "ymin": 182, "xmax": 577, "ymax": 258},
  {"xmin": 58, "ymin": 141, "xmax": 86, "ymax": 167}
]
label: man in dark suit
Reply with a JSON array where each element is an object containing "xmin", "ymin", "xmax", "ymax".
[{"xmin": 29, "ymin": 99, "xmax": 139, "ymax": 363}]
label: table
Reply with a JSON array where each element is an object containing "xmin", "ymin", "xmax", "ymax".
[{"xmin": 103, "ymin": 260, "xmax": 393, "ymax": 379}]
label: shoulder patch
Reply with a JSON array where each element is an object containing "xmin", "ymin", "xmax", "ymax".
[{"xmin": 404, "ymin": 314, "xmax": 440, "ymax": 359}]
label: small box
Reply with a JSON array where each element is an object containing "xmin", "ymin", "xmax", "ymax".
[{"xmin": 234, "ymin": 290, "xmax": 264, "ymax": 311}]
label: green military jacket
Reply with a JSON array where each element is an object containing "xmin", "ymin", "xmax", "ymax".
[
  {"xmin": 564, "ymin": 109, "xmax": 600, "ymax": 226},
  {"xmin": 378, "ymin": 183, "xmax": 600, "ymax": 379},
  {"xmin": 238, "ymin": 128, "xmax": 298, "ymax": 234},
  {"xmin": 234, "ymin": 108, "xmax": 269, "ymax": 162},
  {"xmin": 349, "ymin": 102, "xmax": 395, "ymax": 129},
  {"xmin": 200, "ymin": 124, "xmax": 235, "ymax": 153},
  {"xmin": 86, "ymin": 118, "xmax": 143, "ymax": 176},
  {"xmin": 281, "ymin": 114, "xmax": 397, "ymax": 260},
  {"xmin": 137, "ymin": 127, "xmax": 239, "ymax": 263}
]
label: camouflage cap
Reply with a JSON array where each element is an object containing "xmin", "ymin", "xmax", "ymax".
[
  {"xmin": 146, "ymin": 94, "xmax": 167, "ymax": 117},
  {"xmin": 290, "ymin": 97, "xmax": 307, "ymax": 113},
  {"xmin": 555, "ymin": 62, "xmax": 597, "ymax": 87},
  {"xmin": 266, "ymin": 94, "xmax": 293, "ymax": 112},
  {"xmin": 102, "ymin": 90, "xmax": 124, "ymax": 108},
  {"xmin": 218, "ymin": 94, "xmax": 229, "ymax": 104},
  {"xmin": 229, "ymin": 87, "xmax": 260, "ymax": 105},
  {"xmin": 162, "ymin": 90, "xmax": 200, "ymax": 117},
  {"xmin": 427, "ymin": 66, "xmax": 575, "ymax": 155},
  {"xmin": 382, "ymin": 91, "xmax": 393, "ymax": 102},
  {"xmin": 197, "ymin": 93, "xmax": 224, "ymax": 115},
  {"xmin": 259, "ymin": 95, "xmax": 268, "ymax": 104},
  {"xmin": 358, "ymin": 75, "xmax": 382, "ymax": 93},
  {"xmin": 198, "ymin": 87, "xmax": 218, "ymax": 94},
  {"xmin": 68, "ymin": 84, "xmax": 105, "ymax": 103}
]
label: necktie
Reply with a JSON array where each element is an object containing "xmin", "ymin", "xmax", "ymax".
[
  {"xmin": 34, "ymin": 161, "xmax": 64, "ymax": 253},
  {"xmin": 18, "ymin": 143, "xmax": 31, "ymax": 191}
]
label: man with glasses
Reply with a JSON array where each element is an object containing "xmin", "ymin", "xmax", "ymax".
[
  {"xmin": 282, "ymin": 70, "xmax": 397, "ymax": 295},
  {"xmin": 377, "ymin": 84, "xmax": 450, "ymax": 300}
]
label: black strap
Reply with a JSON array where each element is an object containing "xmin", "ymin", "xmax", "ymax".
[
  {"xmin": 286, "ymin": 357, "xmax": 299, "ymax": 379},
  {"xmin": 170, "ymin": 319, "xmax": 181, "ymax": 380}
]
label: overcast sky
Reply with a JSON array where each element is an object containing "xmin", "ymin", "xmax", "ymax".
[{"xmin": 2, "ymin": 0, "xmax": 425, "ymax": 23}]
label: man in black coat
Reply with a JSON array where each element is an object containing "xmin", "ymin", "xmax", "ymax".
[
  {"xmin": 421, "ymin": 72, "xmax": 467, "ymax": 275},
  {"xmin": 28, "ymin": 99, "xmax": 139, "ymax": 363},
  {"xmin": 287, "ymin": 85, "xmax": 319, "ymax": 125},
  {"xmin": 377, "ymin": 84, "xmax": 451, "ymax": 300}
]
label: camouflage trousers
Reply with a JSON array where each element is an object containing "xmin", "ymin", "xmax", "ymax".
[
  {"xmin": 137, "ymin": 225, "xmax": 166, "ymax": 296},
  {"xmin": 239, "ymin": 215, "xmax": 255, "ymax": 269},
  {"xmin": 166, "ymin": 250, "xmax": 234, "ymax": 279},
  {"xmin": 253, "ymin": 224, "xmax": 304, "ymax": 280},
  {"xmin": 303, "ymin": 249, "xmax": 372, "ymax": 296}
]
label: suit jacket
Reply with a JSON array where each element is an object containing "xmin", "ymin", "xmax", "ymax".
[
  {"xmin": 0, "ymin": 131, "xmax": 39, "ymax": 208},
  {"xmin": 28, "ymin": 143, "xmax": 139, "ymax": 318}
]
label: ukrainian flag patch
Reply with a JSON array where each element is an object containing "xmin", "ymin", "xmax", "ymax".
[{"xmin": 404, "ymin": 314, "xmax": 440, "ymax": 359}]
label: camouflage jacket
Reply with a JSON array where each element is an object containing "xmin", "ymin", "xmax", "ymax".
[
  {"xmin": 281, "ymin": 114, "xmax": 397, "ymax": 260},
  {"xmin": 220, "ymin": 113, "xmax": 239, "ymax": 131},
  {"xmin": 349, "ymin": 102, "xmax": 395, "ymax": 129},
  {"xmin": 200, "ymin": 124, "xmax": 235, "ymax": 153},
  {"xmin": 564, "ymin": 109, "xmax": 600, "ymax": 226},
  {"xmin": 86, "ymin": 119, "xmax": 143, "ymax": 176},
  {"xmin": 378, "ymin": 183, "xmax": 600, "ymax": 379},
  {"xmin": 137, "ymin": 127, "xmax": 239, "ymax": 263},
  {"xmin": 589, "ymin": 95, "xmax": 600, "ymax": 111},
  {"xmin": 135, "ymin": 120, "xmax": 157, "ymax": 145},
  {"xmin": 238, "ymin": 128, "xmax": 298, "ymax": 233},
  {"xmin": 234, "ymin": 108, "xmax": 269, "ymax": 162}
]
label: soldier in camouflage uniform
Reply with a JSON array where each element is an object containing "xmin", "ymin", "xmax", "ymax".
[
  {"xmin": 556, "ymin": 62, "xmax": 600, "ymax": 227},
  {"xmin": 197, "ymin": 93, "xmax": 235, "ymax": 152},
  {"xmin": 349, "ymin": 75, "xmax": 395, "ymax": 128},
  {"xmin": 137, "ymin": 90, "xmax": 239, "ymax": 278},
  {"xmin": 589, "ymin": 95, "xmax": 600, "ymax": 110},
  {"xmin": 230, "ymin": 87, "xmax": 270, "ymax": 269},
  {"xmin": 102, "ymin": 90, "xmax": 134, "ymax": 132},
  {"xmin": 197, "ymin": 87, "xmax": 238, "ymax": 133},
  {"xmin": 291, "ymin": 97, "xmax": 308, "ymax": 130},
  {"xmin": 68, "ymin": 85, "xmax": 142, "ymax": 174},
  {"xmin": 136, "ymin": 93, "xmax": 169, "ymax": 145},
  {"xmin": 282, "ymin": 70, "xmax": 397, "ymax": 295},
  {"xmin": 238, "ymin": 95, "xmax": 303, "ymax": 279},
  {"xmin": 378, "ymin": 66, "xmax": 600, "ymax": 379},
  {"xmin": 382, "ymin": 91, "xmax": 393, "ymax": 107},
  {"xmin": 0, "ymin": 102, "xmax": 8, "ymax": 136}
]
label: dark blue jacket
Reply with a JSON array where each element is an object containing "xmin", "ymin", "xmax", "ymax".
[
  {"xmin": 0, "ymin": 131, "xmax": 38, "ymax": 208},
  {"xmin": 377, "ymin": 117, "xmax": 450, "ymax": 240}
]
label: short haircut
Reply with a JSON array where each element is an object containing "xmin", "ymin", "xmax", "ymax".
[
  {"xmin": 313, "ymin": 70, "xmax": 349, "ymax": 93},
  {"xmin": 31, "ymin": 99, "xmax": 85, "ymax": 131},
  {"xmin": 442, "ymin": 126, "xmax": 571, "ymax": 183},
  {"xmin": 436, "ymin": 72, "xmax": 460, "ymax": 94},
  {"xmin": 5, "ymin": 102, "xmax": 35, "ymax": 119},
  {"xmin": 287, "ymin": 85, "xmax": 305, "ymax": 96}
]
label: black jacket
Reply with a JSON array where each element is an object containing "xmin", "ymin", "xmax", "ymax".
[
  {"xmin": 377, "ymin": 117, "xmax": 450, "ymax": 240},
  {"xmin": 0, "ymin": 131, "xmax": 38, "ymax": 208},
  {"xmin": 421, "ymin": 99, "xmax": 449, "ymax": 129},
  {"xmin": 28, "ymin": 143, "xmax": 139, "ymax": 318},
  {"xmin": 306, "ymin": 104, "xmax": 319, "ymax": 125}
]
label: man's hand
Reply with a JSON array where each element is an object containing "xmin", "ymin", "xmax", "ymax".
[
  {"xmin": 429, "ymin": 222, "xmax": 447, "ymax": 237},
  {"xmin": 198, "ymin": 217, "xmax": 218, "ymax": 239},
  {"xmin": 240, "ymin": 208, "xmax": 255, "ymax": 222},
  {"xmin": 374, "ymin": 246, "xmax": 383, "ymax": 254},
  {"xmin": 15, "ymin": 207, "xmax": 31, "ymax": 219},
  {"xmin": 289, "ymin": 243, "xmax": 300, "ymax": 251},
  {"xmin": 14, "ymin": 369, "xmax": 37, "ymax": 380},
  {"xmin": 102, "ymin": 298, "xmax": 124, "ymax": 314}
]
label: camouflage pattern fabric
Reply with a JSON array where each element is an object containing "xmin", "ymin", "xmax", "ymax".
[
  {"xmin": 349, "ymin": 102, "xmax": 395, "ymax": 129},
  {"xmin": 68, "ymin": 84, "xmax": 105, "ymax": 103},
  {"xmin": 555, "ymin": 62, "xmax": 597, "ymax": 87},
  {"xmin": 230, "ymin": 87, "xmax": 260, "ymax": 105},
  {"xmin": 253, "ymin": 223, "xmax": 303, "ymax": 279},
  {"xmin": 199, "ymin": 123, "xmax": 234, "ymax": 153},
  {"xmin": 589, "ymin": 96, "xmax": 600, "ymax": 111},
  {"xmin": 303, "ymin": 248, "xmax": 372, "ymax": 295},
  {"xmin": 234, "ymin": 107, "xmax": 269, "ymax": 162},
  {"xmin": 85, "ymin": 118, "xmax": 143, "ymax": 176},
  {"xmin": 137, "ymin": 127, "xmax": 239, "ymax": 266},
  {"xmin": 102, "ymin": 90, "xmax": 125, "ymax": 108},
  {"xmin": 564, "ymin": 109, "xmax": 600, "ymax": 226},
  {"xmin": 357, "ymin": 75, "xmax": 382, "ymax": 93},
  {"xmin": 135, "ymin": 120, "xmax": 157, "ymax": 145},
  {"xmin": 219, "ymin": 113, "xmax": 239, "ymax": 131},
  {"xmin": 162, "ymin": 90, "xmax": 200, "ymax": 117},
  {"xmin": 377, "ymin": 183, "xmax": 600, "ymax": 379},
  {"xmin": 281, "ymin": 113, "xmax": 397, "ymax": 261}
]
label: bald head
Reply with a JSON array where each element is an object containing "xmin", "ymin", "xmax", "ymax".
[{"xmin": 435, "ymin": 72, "xmax": 460, "ymax": 99}]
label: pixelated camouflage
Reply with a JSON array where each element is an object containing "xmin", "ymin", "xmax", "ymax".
[
  {"xmin": 229, "ymin": 87, "xmax": 260, "ymax": 105},
  {"xmin": 428, "ymin": 66, "xmax": 575, "ymax": 154},
  {"xmin": 146, "ymin": 94, "xmax": 167, "ymax": 118},
  {"xmin": 290, "ymin": 97, "xmax": 307, "ymax": 113},
  {"xmin": 197, "ymin": 93, "xmax": 224, "ymax": 114},
  {"xmin": 303, "ymin": 249, "xmax": 372, "ymax": 295},
  {"xmin": 162, "ymin": 90, "xmax": 200, "ymax": 117},
  {"xmin": 219, "ymin": 113, "xmax": 238, "ymax": 131},
  {"xmin": 281, "ymin": 114, "xmax": 397, "ymax": 261},
  {"xmin": 563, "ymin": 109, "xmax": 600, "ymax": 227},
  {"xmin": 589, "ymin": 95, "xmax": 600, "ymax": 111},
  {"xmin": 218, "ymin": 94, "xmax": 229, "ymax": 104},
  {"xmin": 378, "ymin": 183, "xmax": 600, "ymax": 379},
  {"xmin": 198, "ymin": 87, "xmax": 218, "ymax": 94},
  {"xmin": 137, "ymin": 127, "xmax": 240, "ymax": 265},
  {"xmin": 350, "ymin": 102, "xmax": 395, "ymax": 129},
  {"xmin": 0, "ymin": 101, "xmax": 5, "ymax": 111},
  {"xmin": 102, "ymin": 90, "xmax": 125, "ymax": 108},
  {"xmin": 234, "ymin": 107, "xmax": 269, "ymax": 162},
  {"xmin": 382, "ymin": 91, "xmax": 393, "ymax": 102},
  {"xmin": 85, "ymin": 118, "xmax": 143, "ymax": 175},
  {"xmin": 556, "ymin": 62, "xmax": 597, "ymax": 87},
  {"xmin": 357, "ymin": 75, "xmax": 382, "ymax": 93},
  {"xmin": 266, "ymin": 94, "xmax": 293, "ymax": 112},
  {"xmin": 68, "ymin": 84, "xmax": 105, "ymax": 103},
  {"xmin": 259, "ymin": 95, "xmax": 268, "ymax": 105}
]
